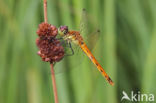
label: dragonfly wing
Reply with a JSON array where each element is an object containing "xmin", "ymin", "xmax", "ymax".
[
  {"xmin": 79, "ymin": 8, "xmax": 89, "ymax": 38},
  {"xmin": 85, "ymin": 29, "xmax": 101, "ymax": 51},
  {"xmin": 79, "ymin": 9, "xmax": 101, "ymax": 51},
  {"xmin": 54, "ymin": 40, "xmax": 85, "ymax": 74}
]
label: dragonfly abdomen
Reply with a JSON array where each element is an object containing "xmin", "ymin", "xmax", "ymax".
[{"xmin": 79, "ymin": 42, "xmax": 114, "ymax": 86}]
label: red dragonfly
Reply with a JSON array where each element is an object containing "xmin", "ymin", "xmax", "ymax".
[{"xmin": 57, "ymin": 9, "xmax": 114, "ymax": 86}]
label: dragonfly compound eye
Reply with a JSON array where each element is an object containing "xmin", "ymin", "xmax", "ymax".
[{"xmin": 59, "ymin": 25, "xmax": 68, "ymax": 34}]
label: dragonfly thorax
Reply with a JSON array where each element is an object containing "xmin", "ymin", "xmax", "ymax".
[
  {"xmin": 58, "ymin": 26, "xmax": 84, "ymax": 45},
  {"xmin": 66, "ymin": 31, "xmax": 84, "ymax": 45}
]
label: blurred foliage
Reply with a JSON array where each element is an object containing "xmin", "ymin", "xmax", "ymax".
[{"xmin": 0, "ymin": 0, "xmax": 156, "ymax": 103}]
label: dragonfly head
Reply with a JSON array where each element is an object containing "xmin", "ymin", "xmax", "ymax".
[{"xmin": 58, "ymin": 26, "xmax": 68, "ymax": 36}]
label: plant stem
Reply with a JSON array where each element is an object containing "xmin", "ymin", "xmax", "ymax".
[
  {"xmin": 43, "ymin": 0, "xmax": 48, "ymax": 23},
  {"xmin": 43, "ymin": 0, "xmax": 59, "ymax": 103},
  {"xmin": 50, "ymin": 63, "xmax": 59, "ymax": 103}
]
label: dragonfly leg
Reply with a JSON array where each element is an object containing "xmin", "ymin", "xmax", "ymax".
[
  {"xmin": 65, "ymin": 42, "xmax": 74, "ymax": 56},
  {"xmin": 59, "ymin": 38, "xmax": 68, "ymax": 46},
  {"xmin": 69, "ymin": 42, "xmax": 74, "ymax": 55}
]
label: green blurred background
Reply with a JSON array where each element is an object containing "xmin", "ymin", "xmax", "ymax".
[{"xmin": 0, "ymin": 0, "xmax": 156, "ymax": 103}]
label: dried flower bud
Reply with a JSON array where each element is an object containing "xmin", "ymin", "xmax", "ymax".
[
  {"xmin": 36, "ymin": 22, "xmax": 58, "ymax": 38},
  {"xmin": 36, "ymin": 22, "xmax": 65, "ymax": 63},
  {"xmin": 36, "ymin": 38, "xmax": 64, "ymax": 63}
]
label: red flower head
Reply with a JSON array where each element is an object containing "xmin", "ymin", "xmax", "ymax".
[
  {"xmin": 36, "ymin": 22, "xmax": 58, "ymax": 38},
  {"xmin": 36, "ymin": 23, "xmax": 64, "ymax": 63}
]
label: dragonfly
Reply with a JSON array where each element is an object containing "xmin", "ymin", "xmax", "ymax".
[{"xmin": 57, "ymin": 10, "xmax": 114, "ymax": 86}]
